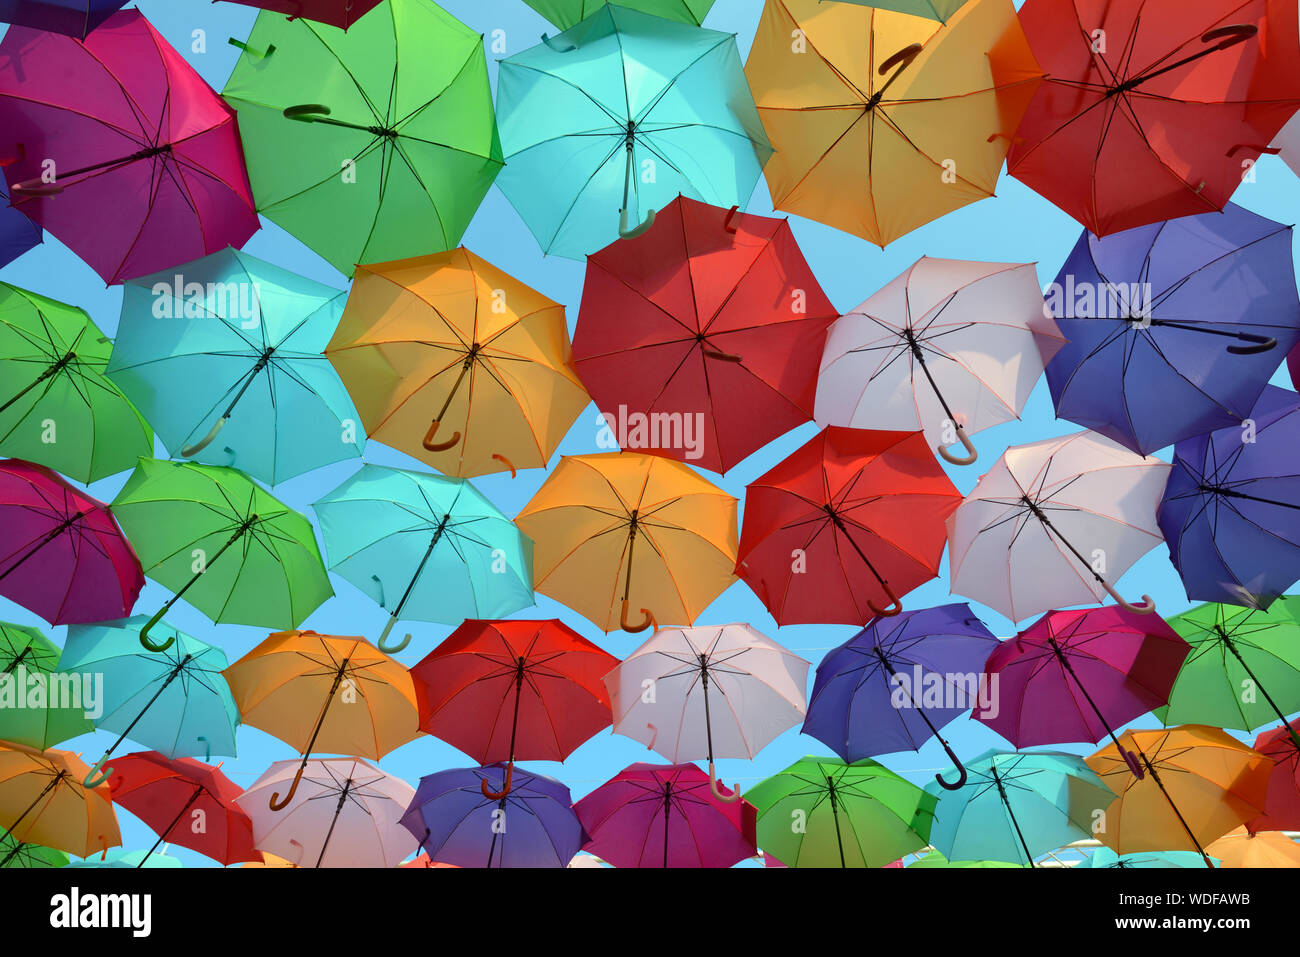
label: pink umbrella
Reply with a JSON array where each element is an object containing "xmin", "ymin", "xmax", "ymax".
[{"xmin": 0, "ymin": 10, "xmax": 258, "ymax": 284}]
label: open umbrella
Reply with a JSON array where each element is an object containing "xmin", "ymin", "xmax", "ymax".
[
  {"xmin": 0, "ymin": 1, "xmax": 129, "ymax": 37},
  {"xmin": 523, "ymin": 0, "xmax": 714, "ymax": 30},
  {"xmin": 1081, "ymin": 848, "xmax": 1215, "ymax": 868},
  {"xmin": 216, "ymin": 0, "xmax": 385, "ymax": 28},
  {"xmin": 66, "ymin": 847, "xmax": 181, "ymax": 868},
  {"xmin": 495, "ymin": 5, "xmax": 771, "ymax": 260},
  {"xmin": 834, "ymin": 0, "xmax": 970, "ymax": 20},
  {"xmin": 0, "ymin": 620, "xmax": 93, "ymax": 749},
  {"xmin": 1247, "ymin": 726, "xmax": 1300, "ymax": 833},
  {"xmin": 0, "ymin": 742, "xmax": 119, "ymax": 864},
  {"xmin": 0, "ymin": 180, "xmax": 40, "ymax": 269},
  {"xmin": 1208, "ymin": 825, "xmax": 1300, "ymax": 867},
  {"xmin": 0, "ymin": 833, "xmax": 66, "ymax": 868},
  {"xmin": 907, "ymin": 850, "xmax": 1024, "ymax": 868},
  {"xmin": 0, "ymin": 10, "xmax": 259, "ymax": 284}
]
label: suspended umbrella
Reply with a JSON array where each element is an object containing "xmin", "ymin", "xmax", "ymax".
[
  {"xmin": 833, "ymin": 0, "xmax": 970, "ymax": 20},
  {"xmin": 802, "ymin": 604, "xmax": 999, "ymax": 790},
  {"xmin": 110, "ymin": 458, "xmax": 333, "ymax": 651},
  {"xmin": 0, "ymin": 458, "xmax": 142, "ymax": 625},
  {"xmin": 216, "ymin": 0, "xmax": 385, "ymax": 28},
  {"xmin": 0, "ymin": 833, "xmax": 66, "ymax": 868},
  {"xmin": 1276, "ymin": 110, "xmax": 1300, "ymax": 179},
  {"xmin": 412, "ymin": 619, "xmax": 617, "ymax": 799},
  {"xmin": 1043, "ymin": 207, "xmax": 1299, "ymax": 456},
  {"xmin": 815, "ymin": 258, "xmax": 1065, "ymax": 465},
  {"xmin": 522, "ymin": 0, "xmax": 714, "ymax": 30},
  {"xmin": 737, "ymin": 427, "xmax": 961, "ymax": 624},
  {"xmin": 515, "ymin": 452, "xmax": 738, "ymax": 633},
  {"xmin": 947, "ymin": 430, "xmax": 1169, "ymax": 622},
  {"xmin": 745, "ymin": 0, "xmax": 1042, "ymax": 247},
  {"xmin": 108, "ymin": 249, "xmax": 363, "ymax": 485},
  {"xmin": 1159, "ymin": 386, "xmax": 1300, "ymax": 609},
  {"xmin": 312, "ymin": 465, "xmax": 534, "ymax": 653},
  {"xmin": 1207, "ymin": 825, "xmax": 1300, "ymax": 867},
  {"xmin": 496, "ymin": 5, "xmax": 771, "ymax": 260},
  {"xmin": 66, "ymin": 847, "xmax": 181, "ymax": 868},
  {"xmin": 574, "ymin": 762, "xmax": 756, "ymax": 868},
  {"xmin": 1247, "ymin": 726, "xmax": 1300, "ymax": 833},
  {"xmin": 0, "ymin": 742, "xmax": 119, "ymax": 865},
  {"xmin": 1080, "ymin": 847, "xmax": 1216, "ymax": 869},
  {"xmin": 222, "ymin": 0, "xmax": 502, "ymax": 276},
  {"xmin": 324, "ymin": 248, "xmax": 588, "ymax": 477},
  {"xmin": 237, "ymin": 757, "xmax": 417, "ymax": 868},
  {"xmin": 605, "ymin": 623, "xmax": 809, "ymax": 801},
  {"xmin": 572, "ymin": 196, "xmax": 837, "ymax": 474},
  {"xmin": 223, "ymin": 631, "xmax": 420, "ymax": 811},
  {"xmin": 0, "ymin": 620, "xmax": 93, "ymax": 750},
  {"xmin": 0, "ymin": 10, "xmax": 259, "ymax": 285},
  {"xmin": 1007, "ymin": 0, "xmax": 1300, "ymax": 236},
  {"xmin": 746, "ymin": 756, "xmax": 934, "ymax": 868},
  {"xmin": 906, "ymin": 850, "xmax": 1023, "ymax": 868},
  {"xmin": 0, "ymin": 1, "xmax": 129, "ymax": 37},
  {"xmin": 400, "ymin": 764, "xmax": 587, "ymax": 868},
  {"xmin": 0, "ymin": 180, "xmax": 40, "ymax": 269}
]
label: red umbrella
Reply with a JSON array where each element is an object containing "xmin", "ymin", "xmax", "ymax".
[
  {"xmin": 411, "ymin": 619, "xmax": 619, "ymax": 800},
  {"xmin": 0, "ymin": 458, "xmax": 142, "ymax": 624},
  {"xmin": 216, "ymin": 1, "xmax": 384, "ymax": 28},
  {"xmin": 1246, "ymin": 727, "xmax": 1300, "ymax": 833},
  {"xmin": 1006, "ymin": 0, "xmax": 1300, "ymax": 236},
  {"xmin": 736, "ymin": 427, "xmax": 961, "ymax": 625},
  {"xmin": 107, "ymin": 751, "xmax": 259, "ymax": 866},
  {"xmin": 572, "ymin": 196, "xmax": 836, "ymax": 474}
]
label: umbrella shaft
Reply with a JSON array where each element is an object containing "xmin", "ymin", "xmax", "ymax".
[
  {"xmin": 391, "ymin": 520, "xmax": 448, "ymax": 620},
  {"xmin": 827, "ymin": 778, "xmax": 847, "ymax": 868},
  {"xmin": 157, "ymin": 522, "xmax": 255, "ymax": 618},
  {"xmin": 139, "ymin": 784, "xmax": 203, "ymax": 868},
  {"xmin": 0, "ymin": 770, "xmax": 65, "ymax": 846},
  {"xmin": 2, "ymin": 644, "xmax": 31, "ymax": 676},
  {"xmin": 0, "ymin": 842, "xmax": 22, "ymax": 867},
  {"xmin": 0, "ymin": 511, "xmax": 85, "ymax": 583},
  {"xmin": 100, "ymin": 655, "xmax": 193, "ymax": 767},
  {"xmin": 907, "ymin": 339, "xmax": 960, "ymax": 424},
  {"xmin": 827, "ymin": 512, "xmax": 892, "ymax": 594},
  {"xmin": 432, "ymin": 360, "xmax": 472, "ymax": 423},
  {"xmin": 1142, "ymin": 760, "xmax": 1214, "ymax": 866},
  {"xmin": 51, "ymin": 144, "xmax": 172, "ymax": 182},
  {"xmin": 1048, "ymin": 640, "xmax": 1125, "ymax": 752},
  {"xmin": 0, "ymin": 351, "xmax": 75, "ymax": 415},
  {"xmin": 316, "ymin": 781, "xmax": 353, "ymax": 868},
  {"xmin": 221, "ymin": 352, "xmax": 275, "ymax": 420},
  {"xmin": 1221, "ymin": 639, "xmax": 1300, "ymax": 744},
  {"xmin": 992, "ymin": 770, "xmax": 1036, "ymax": 867}
]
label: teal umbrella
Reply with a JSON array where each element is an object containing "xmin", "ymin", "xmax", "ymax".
[
  {"xmin": 1080, "ymin": 848, "xmax": 1219, "ymax": 869},
  {"xmin": 0, "ymin": 620, "xmax": 93, "ymax": 749},
  {"xmin": 495, "ymin": 5, "xmax": 772, "ymax": 259},
  {"xmin": 65, "ymin": 848, "xmax": 182, "ymax": 868},
  {"xmin": 107, "ymin": 248, "xmax": 364, "ymax": 486},
  {"xmin": 312, "ymin": 465, "xmax": 534, "ymax": 654}
]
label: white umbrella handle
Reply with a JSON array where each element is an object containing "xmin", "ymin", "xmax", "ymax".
[
  {"xmin": 708, "ymin": 761, "xmax": 741, "ymax": 803},
  {"xmin": 1101, "ymin": 579, "xmax": 1156, "ymax": 615},
  {"xmin": 937, "ymin": 425, "xmax": 978, "ymax": 466}
]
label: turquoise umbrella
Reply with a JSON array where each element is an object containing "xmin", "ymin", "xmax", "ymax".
[
  {"xmin": 312, "ymin": 465, "xmax": 534, "ymax": 654},
  {"xmin": 106, "ymin": 248, "xmax": 364, "ymax": 486},
  {"xmin": 65, "ymin": 848, "xmax": 182, "ymax": 868},
  {"xmin": 495, "ymin": 5, "xmax": 772, "ymax": 259},
  {"xmin": 1080, "ymin": 848, "xmax": 1220, "ymax": 869}
]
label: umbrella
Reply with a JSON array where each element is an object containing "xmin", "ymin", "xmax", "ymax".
[
  {"xmin": 66, "ymin": 847, "xmax": 181, "ymax": 868},
  {"xmin": 0, "ymin": 180, "xmax": 40, "ymax": 269},
  {"xmin": 223, "ymin": 631, "xmax": 420, "ymax": 810},
  {"xmin": 515, "ymin": 452, "xmax": 738, "ymax": 633},
  {"xmin": 746, "ymin": 756, "xmax": 934, "ymax": 868},
  {"xmin": 106, "ymin": 751, "xmax": 258, "ymax": 867},
  {"xmin": 802, "ymin": 603, "xmax": 1000, "ymax": 789},
  {"xmin": 1247, "ymin": 726, "xmax": 1300, "ymax": 833},
  {"xmin": 604, "ymin": 623, "xmax": 809, "ymax": 801},
  {"xmin": 495, "ymin": 5, "xmax": 771, "ymax": 260},
  {"xmin": 907, "ymin": 850, "xmax": 1024, "ymax": 868},
  {"xmin": 0, "ymin": 620, "xmax": 93, "ymax": 749},
  {"xmin": 216, "ymin": 0, "xmax": 385, "ymax": 29},
  {"xmin": 1276, "ymin": 109, "xmax": 1300, "ymax": 178},
  {"xmin": 0, "ymin": 833, "xmax": 66, "ymax": 868},
  {"xmin": 1043, "ymin": 206, "xmax": 1300, "ymax": 456},
  {"xmin": 1080, "ymin": 848, "xmax": 1216, "ymax": 868},
  {"xmin": 312, "ymin": 465, "xmax": 534, "ymax": 653},
  {"xmin": 736, "ymin": 427, "xmax": 961, "ymax": 624},
  {"xmin": 237, "ymin": 757, "xmax": 417, "ymax": 868},
  {"xmin": 815, "ymin": 258, "xmax": 1065, "ymax": 465},
  {"xmin": 1006, "ymin": 0, "xmax": 1300, "ymax": 236},
  {"xmin": 1159, "ymin": 385, "xmax": 1300, "ymax": 609},
  {"xmin": 0, "ymin": 10, "xmax": 259, "ymax": 285},
  {"xmin": 1207, "ymin": 825, "xmax": 1300, "ymax": 867},
  {"xmin": 925, "ymin": 750, "xmax": 1114, "ymax": 867},
  {"xmin": 572, "ymin": 196, "xmax": 837, "ymax": 474},
  {"xmin": 110, "ymin": 458, "xmax": 333, "ymax": 650},
  {"xmin": 221, "ymin": 0, "xmax": 502, "ymax": 276},
  {"xmin": 834, "ymin": 0, "xmax": 970, "ymax": 20},
  {"xmin": 324, "ymin": 248, "xmax": 589, "ymax": 477},
  {"xmin": 745, "ymin": 0, "xmax": 1043, "ymax": 247},
  {"xmin": 0, "ymin": 458, "xmax": 142, "ymax": 625},
  {"xmin": 523, "ymin": 0, "xmax": 714, "ymax": 30},
  {"xmin": 947, "ymin": 430, "xmax": 1169, "ymax": 622},
  {"xmin": 107, "ymin": 249, "xmax": 364, "ymax": 485},
  {"xmin": 0, "ymin": 1, "xmax": 129, "ymax": 37},
  {"xmin": 401, "ymin": 764, "xmax": 587, "ymax": 868},
  {"xmin": 412, "ymin": 619, "xmax": 618, "ymax": 799},
  {"xmin": 573, "ymin": 762, "xmax": 756, "ymax": 868},
  {"xmin": 0, "ymin": 742, "xmax": 119, "ymax": 863}
]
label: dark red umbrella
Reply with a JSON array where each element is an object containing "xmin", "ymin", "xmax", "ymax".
[
  {"xmin": 572, "ymin": 196, "xmax": 836, "ymax": 474},
  {"xmin": 1246, "ymin": 727, "xmax": 1300, "ymax": 833},
  {"xmin": 736, "ymin": 427, "xmax": 961, "ymax": 625},
  {"xmin": 216, "ymin": 0, "xmax": 385, "ymax": 29}
]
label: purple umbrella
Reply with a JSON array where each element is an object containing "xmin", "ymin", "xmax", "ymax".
[
  {"xmin": 0, "ymin": 178, "xmax": 40, "ymax": 268},
  {"xmin": 400, "ymin": 764, "xmax": 586, "ymax": 869},
  {"xmin": 801, "ymin": 603, "xmax": 999, "ymax": 791},
  {"xmin": 0, "ymin": 1, "xmax": 128, "ymax": 38},
  {"xmin": 1159, "ymin": 384, "xmax": 1300, "ymax": 610}
]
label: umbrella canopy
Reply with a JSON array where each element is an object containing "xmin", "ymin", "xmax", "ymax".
[
  {"xmin": 1276, "ymin": 109, "xmax": 1300, "ymax": 178},
  {"xmin": 1159, "ymin": 386, "xmax": 1300, "ymax": 609},
  {"xmin": 834, "ymin": 0, "xmax": 970, "ymax": 20},
  {"xmin": 1043, "ymin": 207, "xmax": 1299, "ymax": 456},
  {"xmin": 0, "ymin": 458, "xmax": 142, "ymax": 625},
  {"xmin": 0, "ymin": 1, "xmax": 128, "ymax": 37},
  {"xmin": 222, "ymin": 0, "xmax": 502, "ymax": 276},
  {"xmin": 574, "ymin": 762, "xmax": 756, "ymax": 868},
  {"xmin": 745, "ymin": 0, "xmax": 1042, "ymax": 247},
  {"xmin": 1080, "ymin": 847, "xmax": 1215, "ymax": 868},
  {"xmin": 907, "ymin": 850, "xmax": 1023, "ymax": 868},
  {"xmin": 516, "ymin": 452, "xmax": 738, "ymax": 634},
  {"xmin": 1207, "ymin": 825, "xmax": 1300, "ymax": 867},
  {"xmin": 0, "ymin": 10, "xmax": 259, "ymax": 284},
  {"xmin": 0, "ymin": 620, "xmax": 93, "ymax": 750},
  {"xmin": 737, "ymin": 427, "xmax": 961, "ymax": 624},
  {"xmin": 108, "ymin": 249, "xmax": 363, "ymax": 486},
  {"xmin": 216, "ymin": 0, "xmax": 385, "ymax": 29},
  {"xmin": 1247, "ymin": 726, "xmax": 1300, "ymax": 833},
  {"xmin": 0, "ymin": 180, "xmax": 40, "ymax": 269},
  {"xmin": 0, "ymin": 833, "xmax": 66, "ymax": 868},
  {"xmin": 948, "ymin": 430, "xmax": 1170, "ymax": 622},
  {"xmin": 1007, "ymin": 0, "xmax": 1300, "ymax": 236},
  {"xmin": 0, "ymin": 742, "xmax": 119, "ymax": 861},
  {"xmin": 572, "ymin": 196, "xmax": 837, "ymax": 474},
  {"xmin": 495, "ymin": 5, "xmax": 771, "ymax": 260},
  {"xmin": 325, "ymin": 248, "xmax": 588, "ymax": 477},
  {"xmin": 523, "ymin": 0, "xmax": 714, "ymax": 30},
  {"xmin": 66, "ymin": 847, "xmax": 181, "ymax": 867}
]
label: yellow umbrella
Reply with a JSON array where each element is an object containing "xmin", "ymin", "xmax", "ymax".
[
  {"xmin": 516, "ymin": 452, "xmax": 738, "ymax": 633},
  {"xmin": 0, "ymin": 741, "xmax": 120, "ymax": 861},
  {"xmin": 325, "ymin": 247, "xmax": 590, "ymax": 478},
  {"xmin": 744, "ymin": 0, "xmax": 1042, "ymax": 247},
  {"xmin": 1207, "ymin": 826, "xmax": 1300, "ymax": 868}
]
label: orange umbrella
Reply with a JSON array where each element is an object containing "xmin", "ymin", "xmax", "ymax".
[
  {"xmin": 0, "ymin": 741, "xmax": 120, "ymax": 862},
  {"xmin": 1207, "ymin": 825, "xmax": 1300, "ymax": 867}
]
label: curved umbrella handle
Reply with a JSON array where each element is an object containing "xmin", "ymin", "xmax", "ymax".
[
  {"xmin": 422, "ymin": 418, "xmax": 461, "ymax": 452},
  {"xmin": 138, "ymin": 608, "xmax": 175, "ymax": 653},
  {"xmin": 540, "ymin": 33, "xmax": 577, "ymax": 52},
  {"xmin": 377, "ymin": 616, "xmax": 413, "ymax": 655},
  {"xmin": 269, "ymin": 763, "xmax": 307, "ymax": 811},
  {"xmin": 934, "ymin": 740, "xmax": 968, "ymax": 790},
  {"xmin": 620, "ymin": 599, "xmax": 654, "ymax": 633},
  {"xmin": 480, "ymin": 762, "xmax": 514, "ymax": 800},
  {"xmin": 11, "ymin": 179, "xmax": 62, "ymax": 197},
  {"xmin": 283, "ymin": 104, "xmax": 331, "ymax": 122},
  {"xmin": 702, "ymin": 347, "xmax": 744, "ymax": 363},
  {"xmin": 1201, "ymin": 23, "xmax": 1257, "ymax": 48},
  {"xmin": 83, "ymin": 757, "xmax": 113, "ymax": 790},
  {"xmin": 937, "ymin": 425, "xmax": 978, "ymax": 466},
  {"xmin": 723, "ymin": 205, "xmax": 741, "ymax": 234},
  {"xmin": 1121, "ymin": 747, "xmax": 1146, "ymax": 779},
  {"xmin": 877, "ymin": 42, "xmax": 924, "ymax": 75},
  {"xmin": 1100, "ymin": 580, "xmax": 1155, "ymax": 615},
  {"xmin": 619, "ymin": 206, "xmax": 656, "ymax": 239},
  {"xmin": 1226, "ymin": 332, "xmax": 1277, "ymax": 355},
  {"xmin": 708, "ymin": 762, "xmax": 741, "ymax": 803},
  {"xmin": 867, "ymin": 581, "xmax": 903, "ymax": 618},
  {"xmin": 198, "ymin": 736, "xmax": 211, "ymax": 763},
  {"xmin": 492, "ymin": 453, "xmax": 517, "ymax": 478},
  {"xmin": 228, "ymin": 37, "xmax": 276, "ymax": 58},
  {"xmin": 181, "ymin": 417, "xmax": 227, "ymax": 457}
]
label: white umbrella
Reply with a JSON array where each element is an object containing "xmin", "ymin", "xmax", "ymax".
[
  {"xmin": 604, "ymin": 623, "xmax": 809, "ymax": 803},
  {"xmin": 815, "ymin": 257, "xmax": 1064, "ymax": 464},
  {"xmin": 947, "ymin": 430, "xmax": 1170, "ymax": 621},
  {"xmin": 1272, "ymin": 110, "xmax": 1300, "ymax": 179}
]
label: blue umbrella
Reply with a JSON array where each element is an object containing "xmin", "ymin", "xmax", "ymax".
[
  {"xmin": 0, "ymin": 1, "xmax": 128, "ymax": 38},
  {"xmin": 0, "ymin": 179, "xmax": 39, "ymax": 269},
  {"xmin": 1080, "ymin": 847, "xmax": 1218, "ymax": 869}
]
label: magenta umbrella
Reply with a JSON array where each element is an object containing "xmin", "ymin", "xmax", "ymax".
[
  {"xmin": 0, "ymin": 10, "xmax": 258, "ymax": 284},
  {"xmin": 573, "ymin": 763, "xmax": 757, "ymax": 869}
]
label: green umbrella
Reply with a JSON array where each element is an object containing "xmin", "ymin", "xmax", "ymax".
[
  {"xmin": 522, "ymin": 0, "xmax": 714, "ymax": 30},
  {"xmin": 906, "ymin": 850, "xmax": 1025, "ymax": 868},
  {"xmin": 110, "ymin": 458, "xmax": 333, "ymax": 652},
  {"xmin": 0, "ymin": 833, "xmax": 68, "ymax": 868},
  {"xmin": 745, "ymin": 755, "xmax": 935, "ymax": 868},
  {"xmin": 0, "ymin": 283, "xmax": 152, "ymax": 483},
  {"xmin": 0, "ymin": 621, "xmax": 93, "ymax": 750},
  {"xmin": 221, "ymin": 0, "xmax": 503, "ymax": 277},
  {"xmin": 832, "ymin": 0, "xmax": 970, "ymax": 22}
]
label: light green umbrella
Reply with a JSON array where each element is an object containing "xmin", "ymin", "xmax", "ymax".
[
  {"xmin": 0, "ymin": 621, "xmax": 93, "ymax": 750},
  {"xmin": 906, "ymin": 850, "xmax": 1025, "ymax": 868},
  {"xmin": 0, "ymin": 833, "xmax": 68, "ymax": 868},
  {"xmin": 522, "ymin": 0, "xmax": 714, "ymax": 30},
  {"xmin": 833, "ymin": 0, "xmax": 971, "ymax": 22}
]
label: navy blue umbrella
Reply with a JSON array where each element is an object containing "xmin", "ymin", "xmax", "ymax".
[
  {"xmin": 0, "ymin": 1, "xmax": 129, "ymax": 38},
  {"xmin": 0, "ymin": 179, "xmax": 39, "ymax": 269}
]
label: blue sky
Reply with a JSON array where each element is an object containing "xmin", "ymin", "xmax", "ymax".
[{"xmin": 2, "ymin": 0, "xmax": 1298, "ymax": 867}]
